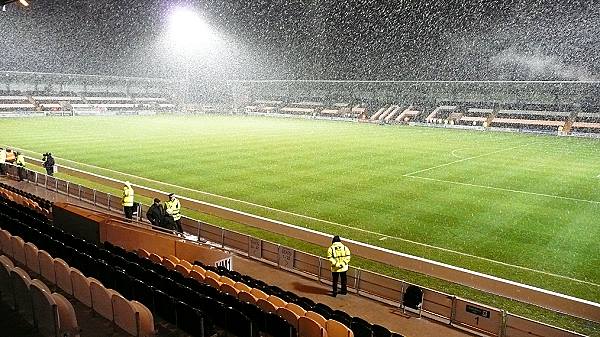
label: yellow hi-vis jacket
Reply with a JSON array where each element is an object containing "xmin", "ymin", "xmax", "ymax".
[
  {"xmin": 327, "ymin": 242, "xmax": 351, "ymax": 272},
  {"xmin": 165, "ymin": 197, "xmax": 181, "ymax": 221},
  {"xmin": 0, "ymin": 149, "xmax": 6, "ymax": 163},
  {"xmin": 16, "ymin": 154, "xmax": 25, "ymax": 166},
  {"xmin": 122, "ymin": 183, "xmax": 134, "ymax": 207}
]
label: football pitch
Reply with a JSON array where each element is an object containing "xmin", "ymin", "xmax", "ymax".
[{"xmin": 2, "ymin": 115, "xmax": 600, "ymax": 306}]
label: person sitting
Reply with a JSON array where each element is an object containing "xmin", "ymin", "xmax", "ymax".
[{"xmin": 146, "ymin": 198, "xmax": 166, "ymax": 229}]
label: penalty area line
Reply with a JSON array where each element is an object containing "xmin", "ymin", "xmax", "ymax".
[
  {"xmin": 405, "ymin": 174, "xmax": 600, "ymax": 205},
  {"xmin": 403, "ymin": 142, "xmax": 533, "ymax": 177},
  {"xmin": 10, "ymin": 145, "xmax": 599, "ymax": 288}
]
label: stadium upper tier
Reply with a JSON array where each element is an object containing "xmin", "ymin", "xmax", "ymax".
[
  {"xmin": 230, "ymin": 79, "xmax": 600, "ymax": 135},
  {"xmin": 239, "ymin": 98, "xmax": 600, "ymax": 135},
  {"xmin": 0, "ymin": 71, "xmax": 178, "ymax": 115}
]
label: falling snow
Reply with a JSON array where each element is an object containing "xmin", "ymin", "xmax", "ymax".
[{"xmin": 0, "ymin": 0, "xmax": 598, "ymax": 82}]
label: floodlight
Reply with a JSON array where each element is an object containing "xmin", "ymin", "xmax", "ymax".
[
  {"xmin": 167, "ymin": 7, "xmax": 214, "ymax": 54},
  {"xmin": 18, "ymin": 0, "xmax": 28, "ymax": 5}
]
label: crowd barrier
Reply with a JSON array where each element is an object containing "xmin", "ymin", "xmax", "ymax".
[{"xmin": 2, "ymin": 163, "xmax": 592, "ymax": 337}]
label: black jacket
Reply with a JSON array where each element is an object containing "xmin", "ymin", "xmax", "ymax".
[
  {"xmin": 146, "ymin": 203, "xmax": 164, "ymax": 226},
  {"xmin": 43, "ymin": 156, "xmax": 55, "ymax": 168}
]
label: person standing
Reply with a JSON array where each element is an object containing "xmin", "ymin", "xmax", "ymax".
[
  {"xmin": 146, "ymin": 198, "xmax": 165, "ymax": 229},
  {"xmin": 43, "ymin": 152, "xmax": 55, "ymax": 176},
  {"xmin": 327, "ymin": 235, "xmax": 351, "ymax": 297},
  {"xmin": 165, "ymin": 193, "xmax": 182, "ymax": 233},
  {"xmin": 15, "ymin": 152, "xmax": 26, "ymax": 181},
  {"xmin": 0, "ymin": 148, "xmax": 6, "ymax": 175},
  {"xmin": 122, "ymin": 181, "xmax": 135, "ymax": 220}
]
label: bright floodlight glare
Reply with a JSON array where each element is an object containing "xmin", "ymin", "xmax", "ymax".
[
  {"xmin": 18, "ymin": 0, "xmax": 28, "ymax": 6},
  {"xmin": 168, "ymin": 7, "xmax": 213, "ymax": 54}
]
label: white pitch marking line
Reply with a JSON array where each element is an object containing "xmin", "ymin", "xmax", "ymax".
[
  {"xmin": 450, "ymin": 149, "xmax": 464, "ymax": 159},
  {"xmin": 9, "ymin": 145, "xmax": 599, "ymax": 287},
  {"xmin": 406, "ymin": 174, "xmax": 600, "ymax": 205},
  {"xmin": 403, "ymin": 143, "xmax": 533, "ymax": 177},
  {"xmin": 379, "ymin": 236, "xmax": 388, "ymax": 241}
]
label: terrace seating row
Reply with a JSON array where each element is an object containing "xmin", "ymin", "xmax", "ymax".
[
  {"xmin": 572, "ymin": 112, "xmax": 600, "ymax": 133},
  {"xmin": 0, "ymin": 194, "xmax": 294, "ymax": 337},
  {"xmin": 134, "ymin": 244, "xmax": 403, "ymax": 337},
  {"xmin": 0, "ymin": 186, "xmax": 49, "ymax": 217},
  {"xmin": 0, "ymin": 204, "xmax": 154, "ymax": 336},
  {"xmin": 0, "ymin": 181, "xmax": 53, "ymax": 210},
  {"xmin": 245, "ymin": 100, "xmax": 363, "ymax": 118},
  {"xmin": 244, "ymin": 98, "xmax": 600, "ymax": 134},
  {"xmin": 490, "ymin": 110, "xmax": 570, "ymax": 131},
  {"xmin": 3, "ymin": 186, "xmax": 405, "ymax": 337},
  {"xmin": 0, "ymin": 90, "xmax": 175, "ymax": 113},
  {"xmin": 135, "ymin": 247, "xmax": 384, "ymax": 337},
  {"xmin": 0, "ymin": 253, "xmax": 80, "ymax": 337}
]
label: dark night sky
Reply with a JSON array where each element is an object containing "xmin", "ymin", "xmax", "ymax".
[{"xmin": 1, "ymin": 0, "xmax": 599, "ymax": 80}]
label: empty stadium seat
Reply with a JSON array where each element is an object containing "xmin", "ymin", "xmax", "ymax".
[
  {"xmin": 221, "ymin": 282, "xmax": 239, "ymax": 297},
  {"xmin": 38, "ymin": 250, "xmax": 56, "ymax": 284},
  {"xmin": 313, "ymin": 302, "xmax": 334, "ymax": 319},
  {"xmin": 12, "ymin": 266, "xmax": 34, "ymax": 324},
  {"xmin": 11, "ymin": 235, "xmax": 26, "ymax": 266},
  {"xmin": 112, "ymin": 292, "xmax": 140, "ymax": 336},
  {"xmin": 268, "ymin": 295, "xmax": 287, "ymax": 308},
  {"xmin": 238, "ymin": 290, "xmax": 258, "ymax": 304},
  {"xmin": 299, "ymin": 316, "xmax": 327, "ymax": 337},
  {"xmin": 24, "ymin": 242, "xmax": 40, "ymax": 274},
  {"xmin": 90, "ymin": 279, "xmax": 116, "ymax": 321},
  {"xmin": 54, "ymin": 258, "xmax": 73, "ymax": 295},
  {"xmin": 0, "ymin": 256, "xmax": 14, "ymax": 305},
  {"xmin": 306, "ymin": 311, "xmax": 327, "ymax": 328},
  {"xmin": 0, "ymin": 230, "xmax": 13, "ymax": 255},
  {"xmin": 257, "ymin": 298, "xmax": 278, "ymax": 314},
  {"xmin": 52, "ymin": 292, "xmax": 80, "ymax": 336},
  {"xmin": 30, "ymin": 281, "xmax": 59, "ymax": 337},
  {"xmin": 286, "ymin": 302, "xmax": 307, "ymax": 317},
  {"xmin": 131, "ymin": 300, "xmax": 155, "ymax": 337},
  {"xmin": 326, "ymin": 319, "xmax": 354, "ymax": 337},
  {"xmin": 351, "ymin": 317, "xmax": 373, "ymax": 337},
  {"xmin": 277, "ymin": 306, "xmax": 300, "ymax": 330},
  {"xmin": 71, "ymin": 268, "xmax": 92, "ymax": 307},
  {"xmin": 250, "ymin": 287, "xmax": 269, "ymax": 301},
  {"xmin": 235, "ymin": 281, "xmax": 252, "ymax": 293},
  {"xmin": 372, "ymin": 324, "xmax": 392, "ymax": 337}
]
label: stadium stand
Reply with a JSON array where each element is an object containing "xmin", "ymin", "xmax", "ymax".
[
  {"xmin": 490, "ymin": 108, "xmax": 571, "ymax": 132},
  {"xmin": 32, "ymin": 91, "xmax": 83, "ymax": 112},
  {"xmin": 571, "ymin": 112, "xmax": 600, "ymax": 134},
  {"xmin": 0, "ymin": 187, "xmax": 375, "ymax": 337},
  {"xmin": 281, "ymin": 101, "xmax": 323, "ymax": 116},
  {"xmin": 0, "ymin": 90, "xmax": 35, "ymax": 114},
  {"xmin": 455, "ymin": 107, "xmax": 493, "ymax": 126}
]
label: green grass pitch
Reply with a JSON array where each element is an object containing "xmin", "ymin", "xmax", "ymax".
[{"xmin": 2, "ymin": 115, "xmax": 599, "ymax": 322}]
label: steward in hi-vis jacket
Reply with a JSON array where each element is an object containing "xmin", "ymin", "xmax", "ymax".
[
  {"xmin": 122, "ymin": 181, "xmax": 135, "ymax": 220},
  {"xmin": 327, "ymin": 235, "xmax": 351, "ymax": 297}
]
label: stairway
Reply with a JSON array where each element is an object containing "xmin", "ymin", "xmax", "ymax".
[
  {"xmin": 27, "ymin": 95, "xmax": 40, "ymax": 111},
  {"xmin": 484, "ymin": 107, "xmax": 500, "ymax": 128},
  {"xmin": 562, "ymin": 110, "xmax": 579, "ymax": 134}
]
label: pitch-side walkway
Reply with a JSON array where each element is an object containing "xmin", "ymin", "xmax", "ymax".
[{"xmin": 1, "ymin": 176, "xmax": 474, "ymax": 337}]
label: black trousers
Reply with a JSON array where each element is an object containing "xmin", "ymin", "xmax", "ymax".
[
  {"xmin": 17, "ymin": 166, "xmax": 26, "ymax": 181},
  {"xmin": 174, "ymin": 219, "xmax": 183, "ymax": 233},
  {"xmin": 332, "ymin": 271, "xmax": 347, "ymax": 295},
  {"xmin": 123, "ymin": 206, "xmax": 134, "ymax": 219},
  {"xmin": 45, "ymin": 167, "xmax": 54, "ymax": 176}
]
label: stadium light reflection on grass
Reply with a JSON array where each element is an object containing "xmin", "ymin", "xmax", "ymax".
[{"xmin": 167, "ymin": 7, "xmax": 215, "ymax": 55}]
